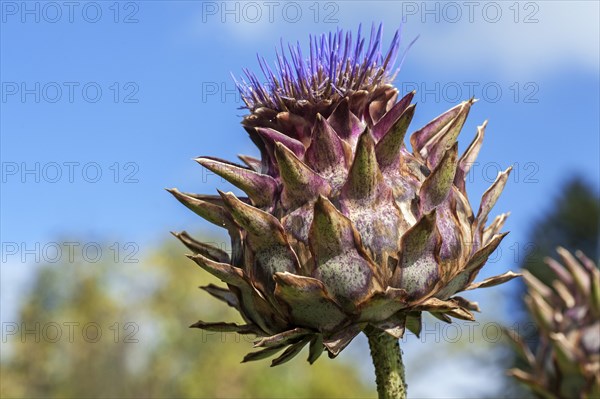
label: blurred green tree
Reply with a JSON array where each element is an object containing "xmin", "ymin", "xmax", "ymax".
[
  {"xmin": 522, "ymin": 177, "xmax": 599, "ymax": 283},
  {"xmin": 1, "ymin": 236, "xmax": 374, "ymax": 398}
]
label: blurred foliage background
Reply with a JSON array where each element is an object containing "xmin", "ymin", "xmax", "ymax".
[
  {"xmin": 519, "ymin": 177, "xmax": 599, "ymax": 284},
  {"xmin": 0, "ymin": 236, "xmax": 374, "ymax": 398}
]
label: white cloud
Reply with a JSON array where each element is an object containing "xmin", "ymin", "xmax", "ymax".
[
  {"xmin": 188, "ymin": 1, "xmax": 599, "ymax": 79},
  {"xmin": 402, "ymin": 1, "xmax": 599, "ymax": 78}
]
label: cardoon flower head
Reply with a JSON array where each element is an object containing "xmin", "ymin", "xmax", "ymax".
[
  {"xmin": 508, "ymin": 248, "xmax": 600, "ymax": 399},
  {"xmin": 170, "ymin": 24, "xmax": 519, "ymax": 383}
]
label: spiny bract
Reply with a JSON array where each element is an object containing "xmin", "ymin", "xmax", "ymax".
[
  {"xmin": 170, "ymin": 24, "xmax": 520, "ymax": 366},
  {"xmin": 507, "ymin": 248, "xmax": 600, "ymax": 399}
]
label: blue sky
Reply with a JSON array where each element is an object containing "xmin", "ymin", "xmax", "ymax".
[{"xmin": 1, "ymin": 1, "xmax": 599, "ymax": 396}]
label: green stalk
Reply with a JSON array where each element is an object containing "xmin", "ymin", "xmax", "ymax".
[{"xmin": 365, "ymin": 325, "xmax": 407, "ymax": 399}]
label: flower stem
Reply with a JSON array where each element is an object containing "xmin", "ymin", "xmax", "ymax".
[{"xmin": 365, "ymin": 325, "xmax": 407, "ymax": 399}]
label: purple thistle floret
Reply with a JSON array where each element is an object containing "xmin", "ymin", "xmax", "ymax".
[{"xmin": 235, "ymin": 23, "xmax": 407, "ymax": 111}]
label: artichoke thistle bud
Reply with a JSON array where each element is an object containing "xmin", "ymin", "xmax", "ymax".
[
  {"xmin": 171, "ymin": 24, "xmax": 519, "ymax": 366},
  {"xmin": 507, "ymin": 248, "xmax": 600, "ymax": 398}
]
